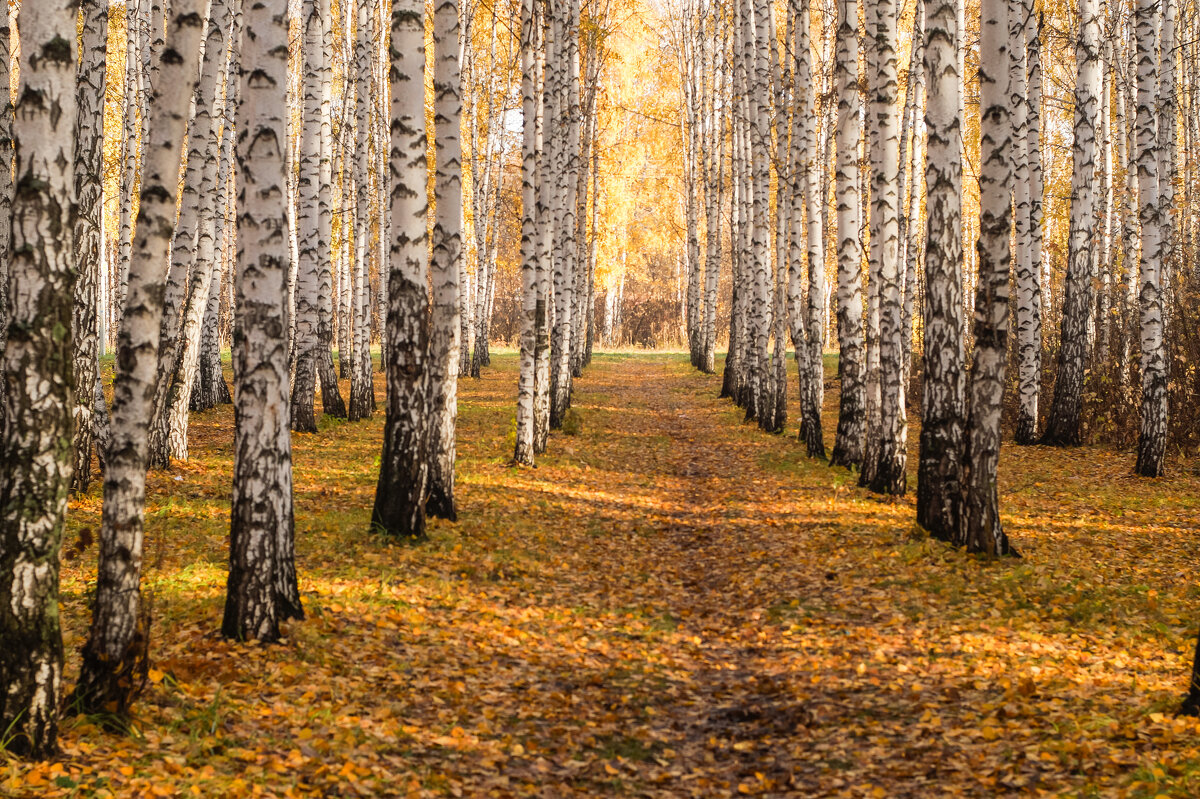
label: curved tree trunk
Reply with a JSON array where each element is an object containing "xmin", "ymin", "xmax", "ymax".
[
  {"xmin": 166, "ymin": 0, "xmax": 239, "ymax": 461},
  {"xmin": 74, "ymin": 0, "xmax": 208, "ymax": 718}
]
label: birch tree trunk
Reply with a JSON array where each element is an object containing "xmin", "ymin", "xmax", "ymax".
[
  {"xmin": 746, "ymin": 0, "xmax": 774, "ymax": 425},
  {"xmin": 828, "ymin": 0, "xmax": 866, "ymax": 470},
  {"xmin": 0, "ymin": 7, "xmax": 11, "ymax": 431},
  {"xmin": 796, "ymin": 0, "xmax": 826, "ymax": 457},
  {"xmin": 865, "ymin": 0, "xmax": 908, "ymax": 495},
  {"xmin": 222, "ymin": 0, "xmax": 303, "ymax": 642},
  {"xmin": 961, "ymin": 0, "xmax": 1014, "ymax": 556},
  {"xmin": 549, "ymin": 0, "xmax": 580, "ymax": 428},
  {"xmin": 1013, "ymin": 0, "xmax": 1042, "ymax": 445},
  {"xmin": 700, "ymin": 45, "xmax": 724, "ymax": 376},
  {"xmin": 916, "ymin": 0, "xmax": 965, "ymax": 541},
  {"xmin": 533, "ymin": 17, "xmax": 552, "ymax": 454},
  {"xmin": 71, "ymin": 0, "xmax": 109, "ymax": 494},
  {"xmin": 1041, "ymin": 0, "xmax": 1101, "ymax": 447},
  {"xmin": 316, "ymin": 0, "xmax": 346, "ymax": 418},
  {"xmin": 374, "ymin": 0, "xmax": 431, "ymax": 537},
  {"xmin": 292, "ymin": 0, "xmax": 330, "ymax": 433},
  {"xmin": 165, "ymin": 0, "xmax": 240, "ymax": 461},
  {"xmin": 348, "ymin": 0, "xmax": 376, "ymax": 422},
  {"xmin": 115, "ymin": 0, "xmax": 153, "ymax": 322},
  {"xmin": 898, "ymin": 2, "xmax": 924, "ymax": 381},
  {"xmin": 193, "ymin": 79, "xmax": 238, "ymax": 413},
  {"xmin": 428, "ymin": 0, "xmax": 463, "ymax": 519},
  {"xmin": 0, "ymin": 0, "xmax": 77, "ymax": 758},
  {"xmin": 74, "ymin": 0, "xmax": 208, "ymax": 717},
  {"xmin": 514, "ymin": 0, "xmax": 539, "ymax": 466},
  {"xmin": 1133, "ymin": 0, "xmax": 1167, "ymax": 477}
]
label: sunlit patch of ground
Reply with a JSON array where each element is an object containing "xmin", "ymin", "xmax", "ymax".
[{"xmin": 5, "ymin": 351, "xmax": 1200, "ymax": 797}]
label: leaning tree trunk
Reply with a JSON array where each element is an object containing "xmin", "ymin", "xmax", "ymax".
[
  {"xmin": 1041, "ymin": 0, "xmax": 1101, "ymax": 447},
  {"xmin": 148, "ymin": 39, "xmax": 222, "ymax": 469},
  {"xmin": 428, "ymin": 0, "xmax": 463, "ymax": 520},
  {"xmin": 0, "ymin": 0, "xmax": 78, "ymax": 758},
  {"xmin": 961, "ymin": 0, "xmax": 1014, "ymax": 556},
  {"xmin": 865, "ymin": 0, "xmax": 907, "ymax": 495},
  {"xmin": 916, "ymin": 0, "xmax": 965, "ymax": 541},
  {"xmin": 73, "ymin": 0, "xmax": 208, "ymax": 718},
  {"xmin": 374, "ymin": 0, "xmax": 431, "ymax": 537},
  {"xmin": 71, "ymin": 0, "xmax": 109, "ymax": 494},
  {"xmin": 828, "ymin": 0, "xmax": 866, "ymax": 470},
  {"xmin": 222, "ymin": 0, "xmax": 303, "ymax": 643},
  {"xmin": 165, "ymin": 0, "xmax": 239, "ymax": 461},
  {"xmin": 1133, "ymin": 0, "xmax": 1167, "ymax": 477}
]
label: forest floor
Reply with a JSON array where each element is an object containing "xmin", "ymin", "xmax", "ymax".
[{"xmin": 5, "ymin": 352, "xmax": 1200, "ymax": 797}]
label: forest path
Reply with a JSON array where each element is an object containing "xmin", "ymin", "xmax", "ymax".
[{"xmin": 36, "ymin": 352, "xmax": 1200, "ymax": 798}]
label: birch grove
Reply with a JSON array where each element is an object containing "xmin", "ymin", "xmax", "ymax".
[{"xmin": 7, "ymin": 0, "xmax": 1200, "ymax": 761}]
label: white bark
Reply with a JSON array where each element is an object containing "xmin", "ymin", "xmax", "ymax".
[
  {"xmin": 0, "ymin": 0, "xmax": 77, "ymax": 756},
  {"xmin": 428, "ymin": 0, "xmax": 464, "ymax": 519}
]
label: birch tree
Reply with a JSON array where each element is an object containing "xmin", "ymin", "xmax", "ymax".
[
  {"xmin": 71, "ymin": 0, "xmax": 109, "ymax": 493},
  {"xmin": 0, "ymin": 6, "xmax": 11, "ymax": 431},
  {"xmin": 864, "ymin": 0, "xmax": 907, "ymax": 495},
  {"xmin": 916, "ymin": 0, "xmax": 964, "ymax": 540},
  {"xmin": 961, "ymin": 0, "xmax": 1014, "ymax": 556},
  {"xmin": 293, "ymin": 0, "xmax": 332, "ymax": 433},
  {"xmin": 0, "ymin": 0, "xmax": 78, "ymax": 758},
  {"xmin": 1133, "ymin": 0, "xmax": 1167, "ymax": 477},
  {"xmin": 164, "ymin": 0, "xmax": 240, "ymax": 462},
  {"xmin": 428, "ymin": 0, "xmax": 464, "ymax": 519},
  {"xmin": 374, "ymin": 0, "xmax": 431, "ymax": 537},
  {"xmin": 1041, "ymin": 0, "xmax": 1101, "ymax": 447},
  {"xmin": 828, "ymin": 0, "xmax": 866, "ymax": 470},
  {"xmin": 222, "ymin": 0, "xmax": 304, "ymax": 642},
  {"xmin": 74, "ymin": 0, "xmax": 208, "ymax": 716},
  {"xmin": 1013, "ymin": 2, "xmax": 1042, "ymax": 445},
  {"xmin": 795, "ymin": 0, "xmax": 826, "ymax": 458},
  {"xmin": 514, "ymin": 0, "xmax": 539, "ymax": 466}
]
